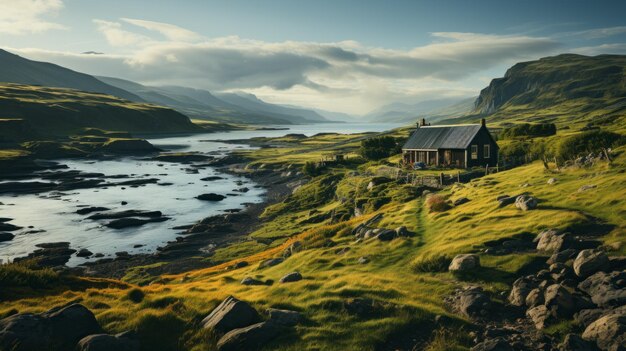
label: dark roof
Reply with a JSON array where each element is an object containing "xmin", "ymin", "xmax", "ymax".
[{"xmin": 402, "ymin": 124, "xmax": 483, "ymax": 150}]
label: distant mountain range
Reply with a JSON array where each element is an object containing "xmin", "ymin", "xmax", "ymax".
[
  {"xmin": 364, "ymin": 97, "xmax": 476, "ymax": 124},
  {"xmin": 0, "ymin": 48, "xmax": 331, "ymax": 125}
]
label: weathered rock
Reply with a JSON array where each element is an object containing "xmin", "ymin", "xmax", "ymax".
[
  {"xmin": 77, "ymin": 332, "xmax": 140, "ymax": 351},
  {"xmin": 0, "ymin": 313, "xmax": 50, "ymax": 350},
  {"xmin": 216, "ymin": 321, "xmax": 281, "ymax": 351},
  {"xmin": 527, "ymin": 305, "xmax": 555, "ymax": 330},
  {"xmin": 573, "ymin": 250, "xmax": 610, "ymax": 278},
  {"xmin": 87, "ymin": 210, "xmax": 162, "ymax": 220},
  {"xmin": 0, "ymin": 232, "xmax": 15, "ymax": 242},
  {"xmin": 498, "ymin": 196, "xmax": 517, "ymax": 207},
  {"xmin": 536, "ymin": 229, "xmax": 571, "ymax": 253},
  {"xmin": 515, "ymin": 195, "xmax": 537, "ymax": 211},
  {"xmin": 449, "ymin": 254, "xmax": 480, "ymax": 272},
  {"xmin": 202, "ymin": 296, "xmax": 260, "ymax": 334},
  {"xmin": 76, "ymin": 248, "xmax": 93, "ymax": 257},
  {"xmin": 509, "ymin": 276, "xmax": 540, "ymax": 306},
  {"xmin": 578, "ymin": 184, "xmax": 597, "ymax": 192},
  {"xmin": 547, "ymin": 178, "xmax": 558, "ymax": 185},
  {"xmin": 106, "ymin": 217, "xmax": 169, "ymax": 229},
  {"xmin": 196, "ymin": 193, "xmax": 226, "ymax": 201},
  {"xmin": 395, "ymin": 226, "xmax": 410, "ymax": 237},
  {"xmin": 376, "ymin": 229, "xmax": 396, "ymax": 241},
  {"xmin": 471, "ymin": 337, "xmax": 513, "ymax": 351},
  {"xmin": 579, "ymin": 271, "xmax": 626, "ymax": 307},
  {"xmin": 279, "ymin": 272, "xmax": 302, "ymax": 283},
  {"xmin": 14, "ymin": 242, "xmax": 76, "ymax": 266},
  {"xmin": 76, "ymin": 207, "xmax": 110, "ymax": 215},
  {"xmin": 0, "ymin": 222, "xmax": 22, "ymax": 231},
  {"xmin": 547, "ymin": 249, "xmax": 578, "ymax": 265},
  {"xmin": 525, "ymin": 288, "xmax": 544, "ymax": 308},
  {"xmin": 544, "ymin": 284, "xmax": 577, "ymax": 318},
  {"xmin": 241, "ymin": 277, "xmax": 264, "ymax": 286},
  {"xmin": 260, "ymin": 258, "xmax": 283, "ymax": 268},
  {"xmin": 558, "ymin": 333, "xmax": 599, "ymax": 351},
  {"xmin": 456, "ymin": 287, "xmax": 492, "ymax": 318},
  {"xmin": 267, "ymin": 308, "xmax": 301, "ymax": 326},
  {"xmin": 454, "ymin": 197, "xmax": 470, "ymax": 206},
  {"xmin": 576, "ymin": 309, "xmax": 606, "ymax": 328},
  {"xmin": 582, "ymin": 312, "xmax": 626, "ymax": 350}
]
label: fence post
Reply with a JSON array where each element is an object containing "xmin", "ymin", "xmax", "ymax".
[
  {"xmin": 439, "ymin": 172, "xmax": 444, "ymax": 186},
  {"xmin": 457, "ymin": 171, "xmax": 460, "ymax": 183},
  {"xmin": 485, "ymin": 164, "xmax": 488, "ymax": 175}
]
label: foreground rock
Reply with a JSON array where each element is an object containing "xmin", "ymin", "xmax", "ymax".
[
  {"xmin": 77, "ymin": 331, "xmax": 139, "ymax": 351},
  {"xmin": 279, "ymin": 272, "xmax": 302, "ymax": 283},
  {"xmin": 582, "ymin": 312, "xmax": 626, "ymax": 350},
  {"xmin": 573, "ymin": 250, "xmax": 609, "ymax": 278},
  {"xmin": 216, "ymin": 321, "xmax": 281, "ymax": 351},
  {"xmin": 202, "ymin": 296, "xmax": 260, "ymax": 334},
  {"xmin": 448, "ymin": 286, "xmax": 493, "ymax": 318},
  {"xmin": 0, "ymin": 304, "xmax": 102, "ymax": 351},
  {"xmin": 449, "ymin": 254, "xmax": 480, "ymax": 272}
]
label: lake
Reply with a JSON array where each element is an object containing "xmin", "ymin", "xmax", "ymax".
[{"xmin": 0, "ymin": 122, "xmax": 403, "ymax": 265}]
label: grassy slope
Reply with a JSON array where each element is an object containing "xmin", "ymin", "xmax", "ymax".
[
  {"xmin": 0, "ymin": 83, "xmax": 201, "ymax": 137},
  {"xmin": 2, "ymin": 128, "xmax": 624, "ymax": 350}
]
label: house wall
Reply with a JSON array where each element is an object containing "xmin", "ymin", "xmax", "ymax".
[{"xmin": 465, "ymin": 127, "xmax": 499, "ymax": 168}]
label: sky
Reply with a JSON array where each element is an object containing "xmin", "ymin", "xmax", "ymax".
[{"xmin": 1, "ymin": 0, "xmax": 626, "ymax": 115}]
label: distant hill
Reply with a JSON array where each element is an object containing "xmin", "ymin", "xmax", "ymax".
[
  {"xmin": 0, "ymin": 49, "xmax": 142, "ymax": 102},
  {"xmin": 468, "ymin": 54, "xmax": 626, "ymax": 130},
  {"xmin": 0, "ymin": 83, "xmax": 201, "ymax": 136},
  {"xmin": 365, "ymin": 97, "xmax": 474, "ymax": 123},
  {"xmin": 98, "ymin": 76, "xmax": 329, "ymax": 125}
]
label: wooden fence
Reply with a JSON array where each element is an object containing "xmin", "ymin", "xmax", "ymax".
[{"xmin": 375, "ymin": 165, "xmax": 499, "ymax": 188}]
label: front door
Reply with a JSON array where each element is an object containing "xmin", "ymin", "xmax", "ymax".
[{"xmin": 444, "ymin": 150, "xmax": 452, "ymax": 165}]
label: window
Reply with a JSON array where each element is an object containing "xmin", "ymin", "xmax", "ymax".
[
  {"xmin": 471, "ymin": 145, "xmax": 478, "ymax": 160},
  {"xmin": 484, "ymin": 144, "xmax": 490, "ymax": 158}
]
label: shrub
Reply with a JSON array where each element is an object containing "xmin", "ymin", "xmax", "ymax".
[
  {"xmin": 360, "ymin": 136, "xmax": 400, "ymax": 160},
  {"xmin": 412, "ymin": 255, "xmax": 452, "ymax": 273},
  {"xmin": 500, "ymin": 123, "xmax": 557, "ymax": 139},
  {"xmin": 133, "ymin": 310, "xmax": 187, "ymax": 351},
  {"xmin": 126, "ymin": 288, "xmax": 145, "ymax": 303},
  {"xmin": 302, "ymin": 161, "xmax": 325, "ymax": 176},
  {"xmin": 555, "ymin": 130, "xmax": 625, "ymax": 160},
  {"xmin": 0, "ymin": 260, "xmax": 59, "ymax": 290},
  {"xmin": 426, "ymin": 195, "xmax": 450, "ymax": 212}
]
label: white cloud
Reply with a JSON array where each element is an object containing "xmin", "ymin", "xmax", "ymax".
[
  {"xmin": 93, "ymin": 19, "xmax": 152, "ymax": 47},
  {"xmin": 563, "ymin": 26, "xmax": 626, "ymax": 40},
  {"xmin": 121, "ymin": 18, "xmax": 202, "ymax": 42},
  {"xmin": 0, "ymin": 0, "xmax": 66, "ymax": 35}
]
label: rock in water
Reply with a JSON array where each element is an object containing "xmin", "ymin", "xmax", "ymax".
[
  {"xmin": 573, "ymin": 249, "xmax": 609, "ymax": 278},
  {"xmin": 0, "ymin": 232, "xmax": 15, "ymax": 242},
  {"xmin": 449, "ymin": 254, "xmax": 480, "ymax": 272},
  {"xmin": 279, "ymin": 272, "xmax": 302, "ymax": 283},
  {"xmin": 196, "ymin": 193, "xmax": 226, "ymax": 201},
  {"xmin": 202, "ymin": 296, "xmax": 260, "ymax": 334},
  {"xmin": 216, "ymin": 321, "xmax": 280, "ymax": 351}
]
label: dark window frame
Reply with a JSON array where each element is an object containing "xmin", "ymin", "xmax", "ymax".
[
  {"xmin": 471, "ymin": 145, "xmax": 478, "ymax": 159},
  {"xmin": 484, "ymin": 144, "xmax": 490, "ymax": 158}
]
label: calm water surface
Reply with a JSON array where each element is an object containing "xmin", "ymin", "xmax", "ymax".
[{"xmin": 0, "ymin": 123, "xmax": 401, "ymax": 265}]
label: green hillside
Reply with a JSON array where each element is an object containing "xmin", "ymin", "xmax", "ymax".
[
  {"xmin": 0, "ymin": 83, "xmax": 202, "ymax": 137},
  {"xmin": 442, "ymin": 54, "xmax": 626, "ymax": 132}
]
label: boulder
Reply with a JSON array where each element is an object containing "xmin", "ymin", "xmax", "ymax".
[
  {"xmin": 578, "ymin": 271, "xmax": 626, "ymax": 307},
  {"xmin": 76, "ymin": 207, "xmax": 110, "ymax": 215},
  {"xmin": 471, "ymin": 337, "xmax": 513, "ymax": 351},
  {"xmin": 544, "ymin": 284, "xmax": 577, "ymax": 318},
  {"xmin": 0, "ymin": 232, "xmax": 15, "ymax": 242},
  {"xmin": 196, "ymin": 193, "xmax": 226, "ymax": 201},
  {"xmin": 216, "ymin": 321, "xmax": 281, "ymax": 351},
  {"xmin": 497, "ymin": 196, "xmax": 517, "ymax": 208},
  {"xmin": 267, "ymin": 308, "xmax": 301, "ymax": 326},
  {"xmin": 241, "ymin": 277, "xmax": 264, "ymax": 286},
  {"xmin": 515, "ymin": 195, "xmax": 537, "ymax": 211},
  {"xmin": 509, "ymin": 276, "xmax": 539, "ymax": 306},
  {"xmin": 582, "ymin": 312, "xmax": 626, "ymax": 350},
  {"xmin": 536, "ymin": 229, "xmax": 570, "ymax": 253},
  {"xmin": 456, "ymin": 287, "xmax": 492, "ymax": 318},
  {"xmin": 0, "ymin": 222, "xmax": 22, "ymax": 231},
  {"xmin": 526, "ymin": 305, "xmax": 555, "ymax": 330},
  {"xmin": 575, "ymin": 309, "xmax": 606, "ymax": 328},
  {"xmin": 279, "ymin": 272, "xmax": 302, "ymax": 283},
  {"xmin": 202, "ymin": 296, "xmax": 260, "ymax": 334},
  {"xmin": 573, "ymin": 250, "xmax": 610, "ymax": 278},
  {"xmin": 454, "ymin": 197, "xmax": 470, "ymax": 206},
  {"xmin": 77, "ymin": 332, "xmax": 140, "ymax": 351},
  {"xmin": 260, "ymin": 258, "xmax": 284, "ymax": 268},
  {"xmin": 558, "ymin": 333, "xmax": 598, "ymax": 351},
  {"xmin": 376, "ymin": 229, "xmax": 396, "ymax": 241},
  {"xmin": 547, "ymin": 249, "xmax": 578, "ymax": 265},
  {"xmin": 525, "ymin": 288, "xmax": 544, "ymax": 308},
  {"xmin": 449, "ymin": 254, "xmax": 480, "ymax": 272},
  {"xmin": 76, "ymin": 248, "xmax": 93, "ymax": 257},
  {"xmin": 105, "ymin": 217, "xmax": 169, "ymax": 229},
  {"xmin": 395, "ymin": 226, "xmax": 410, "ymax": 237},
  {"xmin": 0, "ymin": 313, "xmax": 51, "ymax": 351}
]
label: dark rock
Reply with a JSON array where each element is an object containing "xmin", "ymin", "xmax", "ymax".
[
  {"xmin": 0, "ymin": 222, "xmax": 22, "ymax": 231},
  {"xmin": 498, "ymin": 196, "xmax": 517, "ymax": 207},
  {"xmin": 196, "ymin": 193, "xmax": 226, "ymax": 201},
  {"xmin": 456, "ymin": 287, "xmax": 492, "ymax": 318},
  {"xmin": 544, "ymin": 284, "xmax": 577, "ymax": 318},
  {"xmin": 233, "ymin": 261, "xmax": 248, "ymax": 269},
  {"xmin": 216, "ymin": 321, "xmax": 280, "ymax": 351},
  {"xmin": 15, "ymin": 242, "xmax": 76, "ymax": 266},
  {"xmin": 573, "ymin": 249, "xmax": 610, "ymax": 278},
  {"xmin": 87, "ymin": 210, "xmax": 162, "ymax": 220},
  {"xmin": 579, "ymin": 271, "xmax": 626, "ymax": 307},
  {"xmin": 202, "ymin": 296, "xmax": 260, "ymax": 334},
  {"xmin": 344, "ymin": 298, "xmax": 377, "ymax": 317},
  {"xmin": 575, "ymin": 309, "xmax": 606, "ymax": 328},
  {"xmin": 106, "ymin": 216, "xmax": 169, "ymax": 229},
  {"xmin": 0, "ymin": 232, "xmax": 15, "ymax": 242},
  {"xmin": 279, "ymin": 272, "xmax": 302, "ymax": 283},
  {"xmin": 0, "ymin": 313, "xmax": 50, "ymax": 350},
  {"xmin": 77, "ymin": 332, "xmax": 140, "ymax": 351},
  {"xmin": 454, "ymin": 197, "xmax": 470, "ymax": 206},
  {"xmin": 200, "ymin": 176, "xmax": 224, "ymax": 181},
  {"xmin": 260, "ymin": 258, "xmax": 283, "ymax": 268},
  {"xmin": 241, "ymin": 277, "xmax": 264, "ymax": 286},
  {"xmin": 558, "ymin": 333, "xmax": 599, "ymax": 351},
  {"xmin": 527, "ymin": 305, "xmax": 555, "ymax": 330},
  {"xmin": 376, "ymin": 229, "xmax": 396, "ymax": 241},
  {"xmin": 548, "ymin": 249, "xmax": 578, "ymax": 265},
  {"xmin": 267, "ymin": 308, "xmax": 301, "ymax": 326},
  {"xmin": 101, "ymin": 139, "xmax": 159, "ymax": 154},
  {"xmin": 509, "ymin": 276, "xmax": 540, "ymax": 306},
  {"xmin": 395, "ymin": 226, "xmax": 410, "ymax": 237},
  {"xmin": 449, "ymin": 254, "xmax": 480, "ymax": 272},
  {"xmin": 76, "ymin": 248, "xmax": 93, "ymax": 257},
  {"xmin": 47, "ymin": 304, "xmax": 102, "ymax": 350},
  {"xmin": 76, "ymin": 207, "xmax": 110, "ymax": 215},
  {"xmin": 471, "ymin": 337, "xmax": 513, "ymax": 351}
]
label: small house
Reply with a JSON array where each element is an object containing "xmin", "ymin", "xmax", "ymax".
[{"xmin": 402, "ymin": 118, "xmax": 498, "ymax": 168}]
